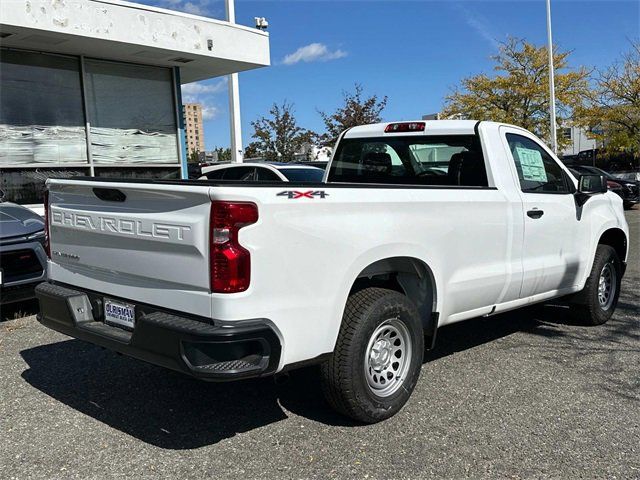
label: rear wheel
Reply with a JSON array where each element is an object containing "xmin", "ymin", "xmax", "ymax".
[
  {"xmin": 570, "ymin": 245, "xmax": 622, "ymax": 325},
  {"xmin": 320, "ymin": 287, "xmax": 424, "ymax": 423}
]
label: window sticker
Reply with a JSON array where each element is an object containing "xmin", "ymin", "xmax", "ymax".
[{"xmin": 515, "ymin": 146, "xmax": 547, "ymax": 182}]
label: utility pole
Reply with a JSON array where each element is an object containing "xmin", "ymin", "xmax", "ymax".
[
  {"xmin": 546, "ymin": 0, "xmax": 558, "ymax": 153},
  {"xmin": 225, "ymin": 0, "xmax": 243, "ymax": 162}
]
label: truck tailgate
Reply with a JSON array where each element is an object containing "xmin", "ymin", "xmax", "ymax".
[{"xmin": 47, "ymin": 179, "xmax": 213, "ymax": 317}]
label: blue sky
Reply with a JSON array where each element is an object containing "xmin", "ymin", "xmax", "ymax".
[{"xmin": 143, "ymin": 0, "xmax": 639, "ymax": 150}]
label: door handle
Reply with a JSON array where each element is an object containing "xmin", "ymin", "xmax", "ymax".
[{"xmin": 527, "ymin": 209, "xmax": 544, "ymax": 219}]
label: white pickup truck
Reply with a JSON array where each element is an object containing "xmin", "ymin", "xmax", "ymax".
[{"xmin": 36, "ymin": 120, "xmax": 629, "ymax": 423}]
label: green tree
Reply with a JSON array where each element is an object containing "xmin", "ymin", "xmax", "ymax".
[
  {"xmin": 318, "ymin": 84, "xmax": 388, "ymax": 146},
  {"xmin": 576, "ymin": 42, "xmax": 640, "ymax": 155},
  {"xmin": 212, "ymin": 146, "xmax": 232, "ymax": 162},
  {"xmin": 245, "ymin": 101, "xmax": 315, "ymax": 162},
  {"xmin": 442, "ymin": 38, "xmax": 590, "ymax": 150},
  {"xmin": 187, "ymin": 149, "xmax": 200, "ymax": 163}
]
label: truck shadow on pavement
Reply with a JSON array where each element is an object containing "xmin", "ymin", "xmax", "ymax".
[{"xmin": 19, "ymin": 297, "xmax": 639, "ymax": 450}]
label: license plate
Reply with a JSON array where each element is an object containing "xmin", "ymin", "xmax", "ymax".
[{"xmin": 104, "ymin": 299, "xmax": 135, "ymax": 330}]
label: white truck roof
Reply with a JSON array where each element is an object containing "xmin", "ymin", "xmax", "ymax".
[{"xmin": 343, "ymin": 120, "xmax": 480, "ymax": 139}]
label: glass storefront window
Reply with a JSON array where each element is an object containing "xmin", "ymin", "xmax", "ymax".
[
  {"xmin": 94, "ymin": 167, "xmax": 180, "ymax": 179},
  {"xmin": 84, "ymin": 59, "xmax": 179, "ymax": 165},
  {"xmin": 0, "ymin": 49, "xmax": 87, "ymax": 166},
  {"xmin": 0, "ymin": 167, "xmax": 180, "ymax": 205},
  {"xmin": 0, "ymin": 168, "xmax": 90, "ymax": 204},
  {"xmin": 1, "ymin": 50, "xmax": 183, "ymax": 204}
]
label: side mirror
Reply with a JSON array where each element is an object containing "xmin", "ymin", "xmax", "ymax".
[{"xmin": 578, "ymin": 174, "xmax": 607, "ymax": 194}]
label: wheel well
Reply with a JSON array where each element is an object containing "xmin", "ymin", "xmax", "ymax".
[
  {"xmin": 598, "ymin": 228, "xmax": 627, "ymax": 261},
  {"xmin": 352, "ymin": 257, "xmax": 437, "ymax": 333}
]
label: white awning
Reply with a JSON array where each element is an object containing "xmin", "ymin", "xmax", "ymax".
[{"xmin": 0, "ymin": 0, "xmax": 270, "ymax": 83}]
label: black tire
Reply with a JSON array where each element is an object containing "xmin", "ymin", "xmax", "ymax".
[
  {"xmin": 320, "ymin": 287, "xmax": 424, "ymax": 423},
  {"xmin": 570, "ymin": 244, "xmax": 622, "ymax": 325}
]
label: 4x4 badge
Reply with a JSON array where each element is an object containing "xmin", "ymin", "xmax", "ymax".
[{"xmin": 277, "ymin": 190, "xmax": 329, "ymax": 199}]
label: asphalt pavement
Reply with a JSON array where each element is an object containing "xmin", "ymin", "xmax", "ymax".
[{"xmin": 1, "ymin": 209, "xmax": 638, "ymax": 479}]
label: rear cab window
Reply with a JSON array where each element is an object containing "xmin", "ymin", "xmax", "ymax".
[{"xmin": 327, "ymin": 135, "xmax": 489, "ymax": 187}]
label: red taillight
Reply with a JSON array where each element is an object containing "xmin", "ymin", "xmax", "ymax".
[
  {"xmin": 384, "ymin": 122, "xmax": 425, "ymax": 133},
  {"xmin": 209, "ymin": 201, "xmax": 258, "ymax": 293},
  {"xmin": 43, "ymin": 189, "xmax": 50, "ymax": 258},
  {"xmin": 606, "ymin": 180, "xmax": 620, "ymax": 190}
]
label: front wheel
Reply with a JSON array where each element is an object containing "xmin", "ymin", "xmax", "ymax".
[
  {"xmin": 320, "ymin": 287, "xmax": 424, "ymax": 423},
  {"xmin": 570, "ymin": 245, "xmax": 622, "ymax": 325}
]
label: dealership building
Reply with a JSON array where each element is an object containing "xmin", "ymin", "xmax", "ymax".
[{"xmin": 0, "ymin": 0, "xmax": 269, "ymax": 211}]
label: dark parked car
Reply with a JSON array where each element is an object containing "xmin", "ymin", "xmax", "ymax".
[
  {"xmin": 0, "ymin": 190, "xmax": 47, "ymax": 304},
  {"xmin": 614, "ymin": 171, "xmax": 640, "ymax": 182},
  {"xmin": 571, "ymin": 165, "xmax": 639, "ymax": 210},
  {"xmin": 568, "ymin": 149, "xmax": 636, "ymax": 172}
]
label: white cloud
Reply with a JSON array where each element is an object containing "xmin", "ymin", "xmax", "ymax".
[
  {"xmin": 181, "ymin": 96, "xmax": 221, "ymax": 120},
  {"xmin": 181, "ymin": 79, "xmax": 227, "ymax": 96},
  {"xmin": 454, "ymin": 4, "xmax": 499, "ymax": 49},
  {"xmin": 181, "ymin": 80, "xmax": 225, "ymax": 122},
  {"xmin": 201, "ymin": 104, "xmax": 220, "ymax": 120},
  {"xmin": 182, "ymin": 2, "xmax": 205, "ymax": 15},
  {"xmin": 282, "ymin": 43, "xmax": 347, "ymax": 66},
  {"xmin": 155, "ymin": 0, "xmax": 217, "ymax": 18}
]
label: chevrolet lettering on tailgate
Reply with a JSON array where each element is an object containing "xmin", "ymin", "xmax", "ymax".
[{"xmin": 51, "ymin": 209, "xmax": 192, "ymax": 241}]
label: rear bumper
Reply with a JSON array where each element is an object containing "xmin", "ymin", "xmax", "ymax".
[{"xmin": 35, "ymin": 282, "xmax": 281, "ymax": 381}]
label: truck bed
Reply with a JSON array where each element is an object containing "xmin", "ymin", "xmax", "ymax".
[{"xmin": 45, "ymin": 174, "xmax": 507, "ymax": 367}]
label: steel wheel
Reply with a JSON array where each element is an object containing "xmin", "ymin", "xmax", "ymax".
[
  {"xmin": 598, "ymin": 262, "xmax": 616, "ymax": 311},
  {"xmin": 322, "ymin": 288, "xmax": 424, "ymax": 422},
  {"xmin": 364, "ymin": 318, "xmax": 412, "ymax": 397}
]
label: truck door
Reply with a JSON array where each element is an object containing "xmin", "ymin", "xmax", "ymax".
[{"xmin": 500, "ymin": 127, "xmax": 581, "ymax": 298}]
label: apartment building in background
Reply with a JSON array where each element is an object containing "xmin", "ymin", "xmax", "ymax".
[{"xmin": 183, "ymin": 103, "xmax": 205, "ymax": 155}]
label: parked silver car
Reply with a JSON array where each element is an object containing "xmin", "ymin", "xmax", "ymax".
[{"xmin": 0, "ymin": 190, "xmax": 47, "ymax": 304}]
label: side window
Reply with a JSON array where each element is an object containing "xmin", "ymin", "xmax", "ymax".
[
  {"xmin": 221, "ymin": 167, "xmax": 256, "ymax": 181},
  {"xmin": 255, "ymin": 167, "xmax": 282, "ymax": 181},
  {"xmin": 506, "ymin": 133, "xmax": 569, "ymax": 193}
]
